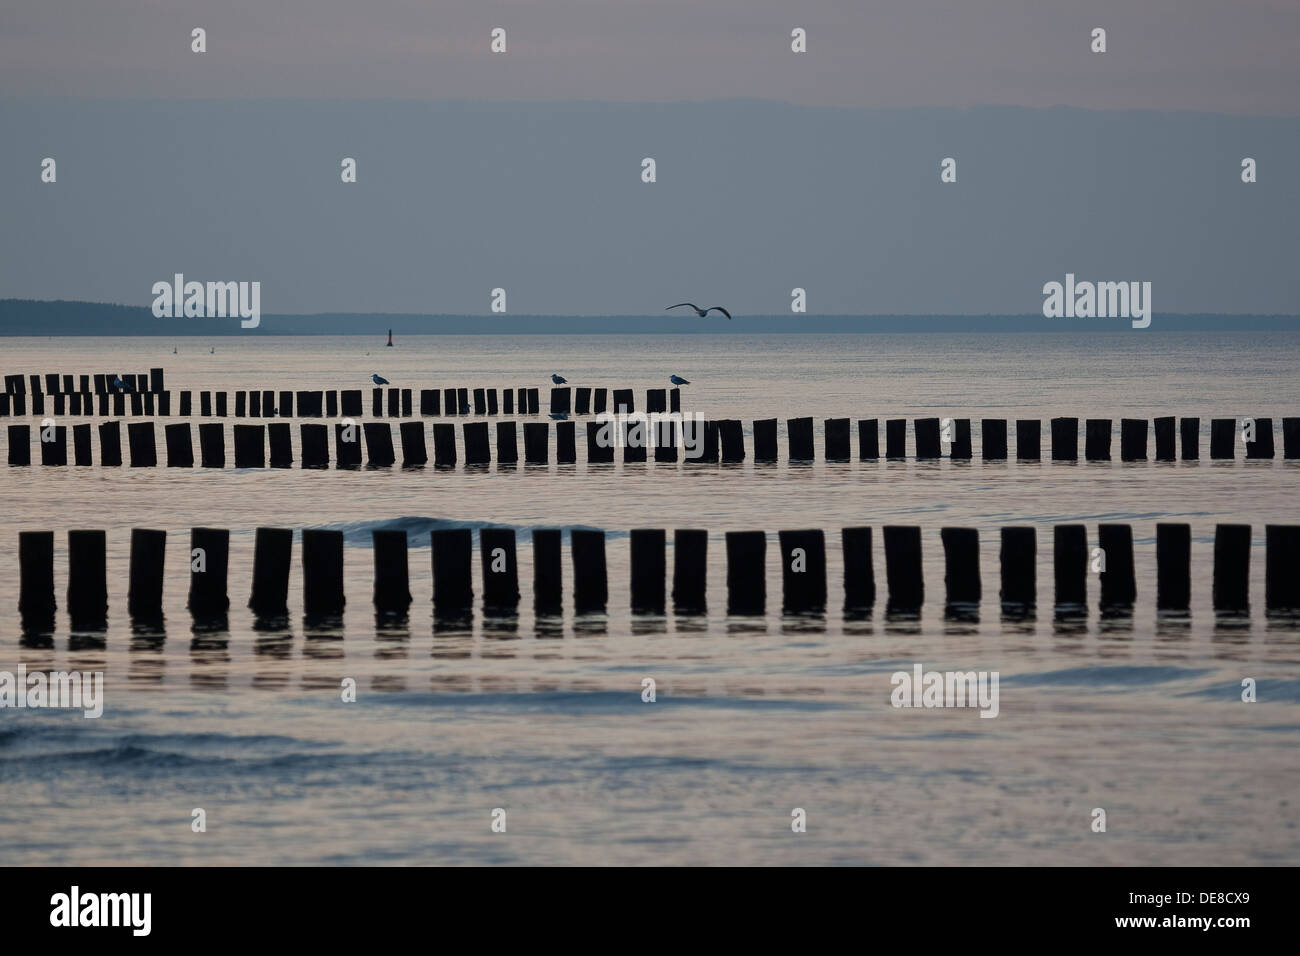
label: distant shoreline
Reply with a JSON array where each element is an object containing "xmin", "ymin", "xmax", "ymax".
[{"xmin": 2, "ymin": 299, "xmax": 1298, "ymax": 335}]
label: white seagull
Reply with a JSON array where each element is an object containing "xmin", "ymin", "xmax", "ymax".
[{"xmin": 666, "ymin": 302, "xmax": 731, "ymax": 320}]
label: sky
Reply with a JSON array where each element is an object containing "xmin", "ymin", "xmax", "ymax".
[{"xmin": 1, "ymin": 1, "xmax": 1297, "ymax": 316}]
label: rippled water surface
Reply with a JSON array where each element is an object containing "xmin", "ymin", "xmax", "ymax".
[{"xmin": 1, "ymin": 332, "xmax": 1298, "ymax": 864}]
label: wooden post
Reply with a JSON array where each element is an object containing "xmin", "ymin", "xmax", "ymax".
[
  {"xmin": 885, "ymin": 419, "xmax": 906, "ymax": 459},
  {"xmin": 40, "ymin": 425, "xmax": 67, "ymax": 466},
  {"xmin": 586, "ymin": 421, "xmax": 614, "ymax": 464},
  {"xmin": 188, "ymin": 527, "xmax": 231, "ymax": 618},
  {"xmin": 127, "ymin": 422, "xmax": 157, "ymax": 467},
  {"xmin": 432, "ymin": 423, "xmax": 457, "ymax": 467},
  {"xmin": 1265, "ymin": 525, "xmax": 1300, "ymax": 613},
  {"xmin": 1051, "ymin": 417, "xmax": 1078, "ymax": 461},
  {"xmin": 672, "ymin": 529, "xmax": 708, "ymax": 613},
  {"xmin": 197, "ymin": 423, "xmax": 224, "ymax": 468},
  {"xmin": 725, "ymin": 530, "xmax": 766, "ymax": 615},
  {"xmin": 949, "ymin": 419, "xmax": 972, "ymax": 460},
  {"xmin": 630, "ymin": 529, "xmax": 666, "ymax": 614},
  {"xmin": 1154, "ymin": 416, "xmax": 1176, "ymax": 461},
  {"xmin": 882, "ymin": 526, "xmax": 923, "ymax": 612},
  {"xmin": 824, "ymin": 419, "xmax": 851, "ymax": 462},
  {"xmin": 268, "ymin": 423, "xmax": 293, "ymax": 468},
  {"xmin": 787, "ymin": 417, "xmax": 814, "ymax": 461},
  {"xmin": 496, "ymin": 421, "xmax": 518, "ymax": 465},
  {"xmin": 834, "ymin": 527, "xmax": 873, "ymax": 614},
  {"xmin": 73, "ymin": 423, "xmax": 92, "ymax": 466},
  {"xmin": 128, "ymin": 528, "xmax": 167, "ymax": 620},
  {"xmin": 1155, "ymin": 523, "xmax": 1191, "ymax": 611},
  {"xmin": 1213, "ymin": 524, "xmax": 1251, "ymax": 612},
  {"xmin": 19, "ymin": 530, "xmax": 56, "ymax": 630},
  {"xmin": 940, "ymin": 527, "xmax": 980, "ymax": 609},
  {"xmin": 1180, "ymin": 417, "xmax": 1199, "ymax": 460},
  {"xmin": 753, "ymin": 419, "xmax": 778, "ymax": 462},
  {"xmin": 1246, "ymin": 417, "xmax": 1274, "ymax": 459},
  {"xmin": 1120, "ymin": 419, "xmax": 1148, "ymax": 461},
  {"xmin": 335, "ymin": 422, "xmax": 363, "ymax": 467},
  {"xmin": 1084, "ymin": 419, "xmax": 1111, "ymax": 461},
  {"xmin": 524, "ymin": 422, "xmax": 549, "ymax": 464},
  {"xmin": 463, "ymin": 422, "xmax": 490, "ymax": 465},
  {"xmin": 362, "ymin": 422, "xmax": 395, "ymax": 465},
  {"xmin": 400, "ymin": 421, "xmax": 428, "ymax": 465},
  {"xmin": 99, "ymin": 420, "xmax": 123, "ymax": 467},
  {"xmin": 571, "ymin": 529, "xmax": 608, "ymax": 613},
  {"xmin": 67, "ymin": 529, "xmax": 108, "ymax": 629},
  {"xmin": 432, "ymin": 528, "xmax": 473, "ymax": 613},
  {"xmin": 914, "ymin": 418, "xmax": 941, "ymax": 460},
  {"xmin": 556, "ymin": 420, "xmax": 577, "ymax": 463},
  {"xmin": 165, "ymin": 423, "xmax": 193, "ymax": 467},
  {"xmin": 532, "ymin": 529, "xmax": 563, "ymax": 615},
  {"xmin": 1017, "ymin": 420, "xmax": 1041, "ymax": 460},
  {"xmin": 480, "ymin": 528, "xmax": 520, "ymax": 610},
  {"xmin": 858, "ymin": 419, "xmax": 879, "ymax": 460},
  {"xmin": 981, "ymin": 419, "xmax": 1007, "ymax": 460},
  {"xmin": 1209, "ymin": 419, "xmax": 1235, "ymax": 459},
  {"xmin": 778, "ymin": 529, "xmax": 826, "ymax": 613},
  {"xmin": 248, "ymin": 527, "xmax": 293, "ymax": 618},
  {"xmin": 999, "ymin": 526, "xmax": 1035, "ymax": 613},
  {"xmin": 372, "ymin": 529, "xmax": 412, "ymax": 614},
  {"xmin": 233, "ymin": 424, "xmax": 265, "ymax": 468},
  {"xmin": 7, "ymin": 424, "xmax": 30, "ymax": 466},
  {"xmin": 1053, "ymin": 524, "xmax": 1087, "ymax": 612},
  {"xmin": 301, "ymin": 424, "xmax": 329, "ymax": 468},
  {"xmin": 719, "ymin": 420, "xmax": 746, "ymax": 462},
  {"xmin": 302, "ymin": 529, "xmax": 345, "ymax": 617},
  {"xmin": 1098, "ymin": 524, "xmax": 1135, "ymax": 612}
]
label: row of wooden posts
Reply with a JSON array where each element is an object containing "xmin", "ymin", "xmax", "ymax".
[
  {"xmin": 0, "ymin": 384, "xmax": 682, "ymax": 419},
  {"xmin": 4, "ymin": 370, "xmax": 166, "ymax": 395},
  {"xmin": 15, "ymin": 523, "xmax": 1300, "ymax": 631},
  {"xmin": 6, "ymin": 416, "xmax": 1300, "ymax": 467}
]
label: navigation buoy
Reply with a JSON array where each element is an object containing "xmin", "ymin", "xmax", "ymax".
[{"xmin": 386, "ymin": 329, "xmax": 393, "ymax": 347}]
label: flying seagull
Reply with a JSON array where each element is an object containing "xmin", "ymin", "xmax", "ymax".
[
  {"xmin": 666, "ymin": 303, "xmax": 731, "ymax": 320},
  {"xmin": 549, "ymin": 412, "xmax": 569, "ymax": 421},
  {"xmin": 111, "ymin": 375, "xmax": 133, "ymax": 392},
  {"xmin": 669, "ymin": 375, "xmax": 690, "ymax": 386},
  {"xmin": 551, "ymin": 373, "xmax": 567, "ymax": 385},
  {"xmin": 371, "ymin": 373, "xmax": 390, "ymax": 385}
]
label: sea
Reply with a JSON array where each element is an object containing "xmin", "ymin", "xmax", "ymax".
[{"xmin": 0, "ymin": 331, "xmax": 1297, "ymax": 865}]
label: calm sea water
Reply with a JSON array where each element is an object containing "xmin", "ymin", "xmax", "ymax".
[{"xmin": 1, "ymin": 332, "xmax": 1298, "ymax": 865}]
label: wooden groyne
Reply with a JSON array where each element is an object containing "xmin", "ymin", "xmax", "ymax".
[
  {"xmin": 0, "ymin": 379, "xmax": 686, "ymax": 422},
  {"xmin": 14, "ymin": 522, "xmax": 1300, "ymax": 632},
  {"xmin": 5, "ymin": 416, "xmax": 1300, "ymax": 467}
]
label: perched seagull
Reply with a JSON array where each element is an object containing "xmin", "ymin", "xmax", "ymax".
[
  {"xmin": 666, "ymin": 303, "xmax": 731, "ymax": 320},
  {"xmin": 371, "ymin": 373, "xmax": 390, "ymax": 385},
  {"xmin": 549, "ymin": 412, "xmax": 569, "ymax": 421},
  {"xmin": 551, "ymin": 373, "xmax": 568, "ymax": 385},
  {"xmin": 669, "ymin": 374, "xmax": 690, "ymax": 386},
  {"xmin": 209, "ymin": 347, "xmax": 215, "ymax": 354}
]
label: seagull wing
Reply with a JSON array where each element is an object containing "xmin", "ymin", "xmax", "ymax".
[
  {"xmin": 707, "ymin": 307, "xmax": 732, "ymax": 319},
  {"xmin": 666, "ymin": 303, "xmax": 700, "ymax": 312}
]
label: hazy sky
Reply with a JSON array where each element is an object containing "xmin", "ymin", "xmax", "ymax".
[
  {"xmin": 1, "ymin": 3, "xmax": 1297, "ymax": 316},
  {"xmin": 2, "ymin": 1, "xmax": 1298, "ymax": 112}
]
